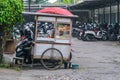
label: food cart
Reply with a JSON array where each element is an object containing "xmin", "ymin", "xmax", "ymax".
[{"xmin": 22, "ymin": 12, "xmax": 77, "ymax": 70}]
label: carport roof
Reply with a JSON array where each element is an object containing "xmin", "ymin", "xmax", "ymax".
[{"xmin": 69, "ymin": 0, "xmax": 119, "ymax": 10}]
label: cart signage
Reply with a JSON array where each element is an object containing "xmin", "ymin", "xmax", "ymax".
[
  {"xmin": 57, "ymin": 18, "xmax": 71, "ymax": 23},
  {"xmin": 38, "ymin": 16, "xmax": 56, "ymax": 22}
]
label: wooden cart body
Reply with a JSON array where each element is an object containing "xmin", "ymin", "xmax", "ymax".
[{"xmin": 23, "ymin": 12, "xmax": 77, "ymax": 62}]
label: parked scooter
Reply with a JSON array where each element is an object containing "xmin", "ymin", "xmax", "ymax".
[
  {"xmin": 15, "ymin": 24, "xmax": 34, "ymax": 64},
  {"xmin": 77, "ymin": 23, "xmax": 89, "ymax": 40},
  {"xmin": 95, "ymin": 29, "xmax": 108, "ymax": 41},
  {"xmin": 72, "ymin": 27, "xmax": 81, "ymax": 37},
  {"xmin": 80, "ymin": 23, "xmax": 93, "ymax": 41},
  {"xmin": 12, "ymin": 26, "xmax": 21, "ymax": 41},
  {"xmin": 81, "ymin": 23, "xmax": 107, "ymax": 41},
  {"xmin": 75, "ymin": 24, "xmax": 84, "ymax": 40},
  {"xmin": 77, "ymin": 29, "xmax": 84, "ymax": 40},
  {"xmin": 72, "ymin": 21, "xmax": 81, "ymax": 37},
  {"xmin": 107, "ymin": 24, "xmax": 117, "ymax": 41},
  {"xmin": 117, "ymin": 29, "xmax": 120, "ymax": 43}
]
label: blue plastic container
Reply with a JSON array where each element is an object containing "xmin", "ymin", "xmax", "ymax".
[{"xmin": 72, "ymin": 64, "xmax": 79, "ymax": 69}]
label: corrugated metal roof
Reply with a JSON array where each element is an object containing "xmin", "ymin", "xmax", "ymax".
[{"xmin": 69, "ymin": 0, "xmax": 119, "ymax": 10}]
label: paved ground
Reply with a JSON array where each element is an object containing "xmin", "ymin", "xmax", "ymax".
[{"xmin": 0, "ymin": 38, "xmax": 120, "ymax": 80}]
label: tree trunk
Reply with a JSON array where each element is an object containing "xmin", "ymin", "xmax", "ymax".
[
  {"xmin": 0, "ymin": 37, "xmax": 3, "ymax": 63},
  {"xmin": 0, "ymin": 35, "xmax": 6, "ymax": 63}
]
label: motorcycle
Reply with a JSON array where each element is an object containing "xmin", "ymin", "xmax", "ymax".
[
  {"xmin": 117, "ymin": 29, "xmax": 120, "ymax": 43},
  {"xmin": 15, "ymin": 37, "xmax": 33, "ymax": 64},
  {"xmin": 107, "ymin": 24, "xmax": 118, "ymax": 41},
  {"xmin": 15, "ymin": 24, "xmax": 34, "ymax": 64},
  {"xmin": 77, "ymin": 29, "xmax": 84, "ymax": 40},
  {"xmin": 12, "ymin": 27, "xmax": 21, "ymax": 41},
  {"xmin": 76, "ymin": 24, "xmax": 86, "ymax": 40},
  {"xmin": 118, "ymin": 35, "xmax": 120, "ymax": 43},
  {"xmin": 81, "ymin": 30, "xmax": 95, "ymax": 41},
  {"xmin": 81, "ymin": 23, "xmax": 107, "ymax": 41},
  {"xmin": 72, "ymin": 27, "xmax": 81, "ymax": 37},
  {"xmin": 83, "ymin": 30, "xmax": 108, "ymax": 41}
]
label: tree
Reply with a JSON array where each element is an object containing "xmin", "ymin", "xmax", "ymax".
[
  {"xmin": 0, "ymin": 0, "xmax": 24, "ymax": 34},
  {"xmin": 53, "ymin": 0, "xmax": 76, "ymax": 5},
  {"xmin": 63, "ymin": 0, "xmax": 74, "ymax": 4},
  {"xmin": 59, "ymin": 0, "xmax": 81, "ymax": 4},
  {"xmin": 0, "ymin": 0, "xmax": 24, "ymax": 62}
]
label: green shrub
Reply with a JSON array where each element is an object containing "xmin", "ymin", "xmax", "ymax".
[
  {"xmin": 0, "ymin": 63, "xmax": 10, "ymax": 68},
  {"xmin": 14, "ymin": 67, "xmax": 21, "ymax": 71}
]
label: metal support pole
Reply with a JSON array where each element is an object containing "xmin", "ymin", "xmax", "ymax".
[
  {"xmin": 103, "ymin": 7, "xmax": 105, "ymax": 23},
  {"xmin": 117, "ymin": 1, "xmax": 119, "ymax": 24},
  {"xmin": 28, "ymin": 0, "xmax": 31, "ymax": 12},
  {"xmin": 98, "ymin": 8, "xmax": 100, "ymax": 23},
  {"xmin": 110, "ymin": 3, "xmax": 111, "ymax": 24},
  {"xmin": 91, "ymin": 10, "xmax": 92, "ymax": 19},
  {"xmin": 93, "ymin": 9, "xmax": 95, "ymax": 22}
]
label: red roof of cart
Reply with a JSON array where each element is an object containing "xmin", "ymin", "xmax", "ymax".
[{"xmin": 37, "ymin": 7, "xmax": 73, "ymax": 16}]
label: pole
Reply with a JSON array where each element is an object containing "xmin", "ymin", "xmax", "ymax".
[
  {"xmin": 98, "ymin": 8, "xmax": 100, "ymax": 23},
  {"xmin": 110, "ymin": 3, "xmax": 111, "ymax": 24},
  {"xmin": 103, "ymin": 7, "xmax": 105, "ymax": 23},
  {"xmin": 28, "ymin": 0, "xmax": 31, "ymax": 12},
  {"xmin": 93, "ymin": 9, "xmax": 95, "ymax": 22},
  {"xmin": 117, "ymin": 0, "xmax": 119, "ymax": 24}
]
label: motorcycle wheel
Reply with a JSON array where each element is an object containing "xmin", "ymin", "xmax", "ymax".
[
  {"xmin": 81, "ymin": 35, "xmax": 86, "ymax": 41},
  {"xmin": 85, "ymin": 35, "xmax": 94, "ymax": 41},
  {"xmin": 15, "ymin": 58, "xmax": 23, "ymax": 64},
  {"xmin": 77, "ymin": 34, "xmax": 81, "ymax": 40},
  {"xmin": 109, "ymin": 34, "xmax": 116, "ymax": 41},
  {"xmin": 72, "ymin": 33, "xmax": 76, "ymax": 37},
  {"xmin": 119, "ymin": 38, "xmax": 120, "ymax": 43},
  {"xmin": 102, "ymin": 34, "xmax": 107, "ymax": 41}
]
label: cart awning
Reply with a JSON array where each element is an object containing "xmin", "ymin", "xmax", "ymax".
[
  {"xmin": 37, "ymin": 7, "xmax": 73, "ymax": 16},
  {"xmin": 22, "ymin": 12, "xmax": 78, "ymax": 18}
]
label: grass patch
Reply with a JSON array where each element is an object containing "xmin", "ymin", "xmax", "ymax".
[
  {"xmin": 0, "ymin": 57, "xmax": 21, "ymax": 71},
  {"xmin": 0, "ymin": 63, "xmax": 10, "ymax": 68},
  {"xmin": 0, "ymin": 57, "xmax": 10, "ymax": 68},
  {"xmin": 13, "ymin": 67, "xmax": 21, "ymax": 71}
]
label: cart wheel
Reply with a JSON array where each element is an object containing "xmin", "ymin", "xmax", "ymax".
[{"xmin": 41, "ymin": 48, "xmax": 63, "ymax": 70}]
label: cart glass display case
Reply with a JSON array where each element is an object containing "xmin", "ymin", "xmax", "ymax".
[
  {"xmin": 36, "ymin": 16, "xmax": 56, "ymax": 41},
  {"xmin": 36, "ymin": 16, "xmax": 71, "ymax": 43},
  {"xmin": 56, "ymin": 23, "xmax": 70, "ymax": 39},
  {"xmin": 55, "ymin": 18, "xmax": 71, "ymax": 43},
  {"xmin": 34, "ymin": 16, "xmax": 72, "ymax": 58}
]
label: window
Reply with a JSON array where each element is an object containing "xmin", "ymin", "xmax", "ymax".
[
  {"xmin": 56, "ymin": 23, "xmax": 70, "ymax": 39},
  {"xmin": 37, "ymin": 22, "xmax": 55, "ymax": 40}
]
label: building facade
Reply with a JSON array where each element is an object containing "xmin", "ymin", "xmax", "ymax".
[
  {"xmin": 94, "ymin": 5, "xmax": 120, "ymax": 24},
  {"xmin": 69, "ymin": 0, "xmax": 120, "ymax": 25}
]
